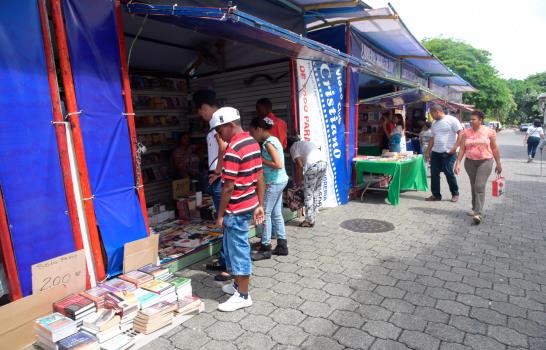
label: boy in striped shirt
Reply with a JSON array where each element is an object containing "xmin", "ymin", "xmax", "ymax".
[{"xmin": 210, "ymin": 107, "xmax": 265, "ymax": 312}]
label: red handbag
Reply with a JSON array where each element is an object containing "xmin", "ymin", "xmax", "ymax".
[{"xmin": 492, "ymin": 175, "xmax": 505, "ymax": 197}]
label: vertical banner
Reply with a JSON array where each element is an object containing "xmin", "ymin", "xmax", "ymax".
[
  {"xmin": 347, "ymin": 67, "xmax": 359, "ymax": 185},
  {"xmin": 297, "ymin": 59, "xmax": 348, "ymax": 207}
]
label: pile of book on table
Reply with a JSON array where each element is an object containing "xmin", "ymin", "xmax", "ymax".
[{"xmin": 35, "ymin": 265, "xmax": 203, "ymax": 350}]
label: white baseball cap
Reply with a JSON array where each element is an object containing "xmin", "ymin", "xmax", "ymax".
[{"xmin": 209, "ymin": 107, "xmax": 240, "ymax": 130}]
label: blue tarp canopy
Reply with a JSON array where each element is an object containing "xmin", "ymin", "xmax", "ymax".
[
  {"xmin": 126, "ymin": 3, "xmax": 366, "ymax": 67},
  {"xmin": 305, "ymin": 5, "xmax": 476, "ymax": 93},
  {"xmin": 360, "ymin": 87, "xmax": 442, "ymax": 108}
]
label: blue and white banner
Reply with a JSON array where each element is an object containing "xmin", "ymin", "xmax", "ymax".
[{"xmin": 297, "ymin": 59, "xmax": 348, "ymax": 207}]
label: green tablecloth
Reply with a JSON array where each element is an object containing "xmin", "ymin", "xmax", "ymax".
[
  {"xmin": 358, "ymin": 145, "xmax": 382, "ymax": 156},
  {"xmin": 354, "ymin": 155, "xmax": 428, "ymax": 206}
]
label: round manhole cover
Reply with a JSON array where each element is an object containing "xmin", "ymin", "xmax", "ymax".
[{"xmin": 340, "ymin": 219, "xmax": 394, "ymax": 233}]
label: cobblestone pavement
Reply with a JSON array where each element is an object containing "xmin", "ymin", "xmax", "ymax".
[{"xmin": 147, "ymin": 130, "xmax": 546, "ymax": 350}]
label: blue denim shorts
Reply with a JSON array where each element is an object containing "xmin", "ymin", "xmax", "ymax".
[{"xmin": 223, "ymin": 213, "xmax": 252, "ymax": 276}]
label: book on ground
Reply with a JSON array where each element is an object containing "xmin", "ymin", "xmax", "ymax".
[
  {"xmin": 175, "ymin": 296, "xmax": 204, "ymax": 315},
  {"xmin": 99, "ymin": 334, "xmax": 134, "ymax": 350},
  {"xmin": 82, "ymin": 309, "xmax": 120, "ymax": 332},
  {"xmin": 57, "ymin": 331, "xmax": 99, "ymax": 350},
  {"xmin": 35, "ymin": 313, "xmax": 79, "ymax": 343},
  {"xmin": 119, "ymin": 270, "xmax": 153, "ymax": 286},
  {"xmin": 140, "ymin": 280, "xmax": 174, "ymax": 295},
  {"xmin": 54, "ymin": 294, "xmax": 96, "ymax": 319},
  {"xmin": 99, "ymin": 278, "xmax": 137, "ymax": 293}
]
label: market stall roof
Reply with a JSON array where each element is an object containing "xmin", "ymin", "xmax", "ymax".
[
  {"xmin": 360, "ymin": 87, "xmax": 442, "ymax": 108},
  {"xmin": 126, "ymin": 3, "xmax": 367, "ymax": 67},
  {"xmin": 305, "ymin": 4, "xmax": 475, "ymax": 92},
  {"xmin": 443, "ymin": 101, "xmax": 475, "ymax": 113}
]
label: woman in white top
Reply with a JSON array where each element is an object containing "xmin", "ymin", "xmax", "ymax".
[
  {"xmin": 288, "ymin": 137, "xmax": 327, "ymax": 228},
  {"xmin": 524, "ymin": 119, "xmax": 544, "ymax": 162}
]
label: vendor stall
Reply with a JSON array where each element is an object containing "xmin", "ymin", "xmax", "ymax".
[{"xmin": 354, "ymin": 155, "xmax": 428, "ymax": 206}]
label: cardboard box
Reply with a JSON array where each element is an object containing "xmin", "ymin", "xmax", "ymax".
[{"xmin": 173, "ymin": 179, "xmax": 192, "ymax": 199}]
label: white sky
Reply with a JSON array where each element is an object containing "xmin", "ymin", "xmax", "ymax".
[{"xmin": 364, "ymin": 0, "xmax": 546, "ymax": 80}]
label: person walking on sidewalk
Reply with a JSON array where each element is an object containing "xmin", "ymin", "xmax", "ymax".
[
  {"xmin": 425, "ymin": 104, "xmax": 463, "ymax": 202},
  {"xmin": 249, "ymin": 117, "xmax": 289, "ymax": 260},
  {"xmin": 193, "ymin": 90, "xmax": 231, "ymax": 282},
  {"xmin": 211, "ymin": 107, "xmax": 265, "ymax": 312},
  {"xmin": 524, "ymin": 119, "xmax": 544, "ymax": 162},
  {"xmin": 454, "ymin": 110, "xmax": 502, "ymax": 224},
  {"xmin": 288, "ymin": 137, "xmax": 327, "ymax": 227}
]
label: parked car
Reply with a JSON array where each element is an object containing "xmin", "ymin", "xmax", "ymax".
[
  {"xmin": 488, "ymin": 121, "xmax": 502, "ymax": 131},
  {"xmin": 520, "ymin": 123, "xmax": 532, "ymax": 132}
]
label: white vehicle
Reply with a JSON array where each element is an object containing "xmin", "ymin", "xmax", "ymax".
[{"xmin": 487, "ymin": 121, "xmax": 502, "ymax": 131}]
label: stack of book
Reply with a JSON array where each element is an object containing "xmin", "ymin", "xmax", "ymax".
[
  {"xmin": 80, "ymin": 286, "xmax": 110, "ymax": 309},
  {"xmin": 57, "ymin": 331, "xmax": 99, "ymax": 350},
  {"xmin": 132, "ymin": 287, "xmax": 160, "ymax": 309},
  {"xmin": 81, "ymin": 309, "xmax": 121, "ymax": 345},
  {"xmin": 119, "ymin": 270, "xmax": 154, "ymax": 287},
  {"xmin": 141, "ymin": 280, "xmax": 176, "ymax": 304},
  {"xmin": 53, "ymin": 294, "xmax": 97, "ymax": 325},
  {"xmin": 104, "ymin": 291, "xmax": 140, "ymax": 332},
  {"xmin": 138, "ymin": 264, "xmax": 172, "ymax": 281},
  {"xmin": 100, "ymin": 278, "xmax": 137, "ymax": 293},
  {"xmin": 133, "ymin": 301, "xmax": 177, "ymax": 335},
  {"xmin": 35, "ymin": 313, "xmax": 79, "ymax": 350},
  {"xmin": 99, "ymin": 334, "xmax": 135, "ymax": 350},
  {"xmin": 167, "ymin": 276, "xmax": 192, "ymax": 299},
  {"xmin": 176, "ymin": 295, "xmax": 204, "ymax": 316}
]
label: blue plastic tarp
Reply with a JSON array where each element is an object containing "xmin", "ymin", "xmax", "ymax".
[
  {"xmin": 0, "ymin": 1, "xmax": 76, "ymax": 296},
  {"xmin": 63, "ymin": 0, "xmax": 147, "ymax": 276}
]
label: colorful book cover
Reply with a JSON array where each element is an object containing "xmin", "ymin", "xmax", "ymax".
[
  {"xmin": 138, "ymin": 264, "xmax": 162, "ymax": 274},
  {"xmin": 53, "ymin": 294, "xmax": 94, "ymax": 316},
  {"xmin": 35, "ymin": 313, "xmax": 76, "ymax": 333},
  {"xmin": 141, "ymin": 280, "xmax": 173, "ymax": 294},
  {"xmin": 139, "ymin": 301, "xmax": 177, "ymax": 317},
  {"xmin": 100, "ymin": 278, "xmax": 137, "ymax": 293},
  {"xmin": 132, "ymin": 288, "xmax": 160, "ymax": 305},
  {"xmin": 57, "ymin": 331, "xmax": 96, "ymax": 350},
  {"xmin": 120, "ymin": 270, "xmax": 153, "ymax": 285},
  {"xmin": 167, "ymin": 277, "xmax": 191, "ymax": 289}
]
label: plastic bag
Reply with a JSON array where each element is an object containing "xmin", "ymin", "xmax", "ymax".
[{"xmin": 492, "ymin": 176, "xmax": 505, "ymax": 197}]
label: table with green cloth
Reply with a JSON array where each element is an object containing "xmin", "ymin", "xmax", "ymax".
[{"xmin": 354, "ymin": 155, "xmax": 428, "ymax": 206}]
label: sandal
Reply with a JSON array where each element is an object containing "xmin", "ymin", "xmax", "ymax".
[
  {"xmin": 299, "ymin": 221, "xmax": 314, "ymax": 228},
  {"xmin": 206, "ymin": 262, "xmax": 226, "ymax": 271},
  {"xmin": 214, "ymin": 272, "xmax": 233, "ymax": 281}
]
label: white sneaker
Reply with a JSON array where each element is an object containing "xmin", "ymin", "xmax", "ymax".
[
  {"xmin": 218, "ymin": 293, "xmax": 252, "ymax": 312},
  {"xmin": 222, "ymin": 283, "xmax": 237, "ymax": 295}
]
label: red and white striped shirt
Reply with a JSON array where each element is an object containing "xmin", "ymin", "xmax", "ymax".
[{"xmin": 222, "ymin": 132, "xmax": 263, "ymax": 215}]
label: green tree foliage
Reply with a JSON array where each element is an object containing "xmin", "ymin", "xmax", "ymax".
[
  {"xmin": 422, "ymin": 38, "xmax": 515, "ymax": 122},
  {"xmin": 506, "ymin": 76, "xmax": 545, "ymax": 124}
]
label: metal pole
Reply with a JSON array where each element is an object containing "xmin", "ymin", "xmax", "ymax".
[
  {"xmin": 38, "ymin": 0, "xmax": 92, "ymax": 288},
  {"xmin": 114, "ymin": 1, "xmax": 150, "ymax": 232},
  {"xmin": 289, "ymin": 58, "xmax": 299, "ymax": 135},
  {"xmin": 50, "ymin": 0, "xmax": 106, "ymax": 281},
  {"xmin": 0, "ymin": 189, "xmax": 22, "ymax": 300}
]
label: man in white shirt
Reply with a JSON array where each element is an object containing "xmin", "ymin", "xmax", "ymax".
[
  {"xmin": 193, "ymin": 90, "xmax": 230, "ymax": 281},
  {"xmin": 425, "ymin": 104, "xmax": 463, "ymax": 202}
]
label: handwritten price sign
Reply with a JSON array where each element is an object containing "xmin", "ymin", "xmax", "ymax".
[{"xmin": 31, "ymin": 250, "xmax": 86, "ymax": 295}]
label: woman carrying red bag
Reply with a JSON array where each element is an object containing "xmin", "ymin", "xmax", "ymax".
[{"xmin": 455, "ymin": 110, "xmax": 502, "ymax": 224}]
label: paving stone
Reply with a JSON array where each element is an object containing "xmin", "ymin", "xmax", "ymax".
[
  {"xmin": 300, "ymin": 317, "xmax": 338, "ymax": 336},
  {"xmin": 298, "ymin": 288, "xmax": 330, "ymax": 302},
  {"xmin": 251, "ymin": 276, "xmax": 278, "ymax": 289},
  {"xmin": 529, "ymin": 338, "xmax": 546, "ymax": 350},
  {"xmin": 444, "ymin": 282, "xmax": 475, "ymax": 294},
  {"xmin": 358, "ymin": 304, "xmax": 393, "ymax": 321},
  {"xmin": 389, "ymin": 312, "xmax": 427, "ymax": 331},
  {"xmin": 171, "ymin": 328, "xmax": 211, "ymax": 349},
  {"xmin": 214, "ymin": 308, "xmax": 247, "ymax": 322},
  {"xmin": 528, "ymin": 311, "xmax": 546, "ymax": 326},
  {"xmin": 425, "ymin": 287, "xmax": 457, "ymax": 300},
  {"xmin": 399, "ymin": 330, "xmax": 441, "ymax": 350},
  {"xmin": 140, "ymin": 338, "xmax": 174, "ymax": 350},
  {"xmin": 417, "ymin": 276, "xmax": 445, "ymax": 288},
  {"xmin": 333, "ymin": 327, "xmax": 375, "ymax": 349},
  {"xmin": 270, "ymin": 293, "xmax": 305, "ymax": 309},
  {"xmin": 325, "ymin": 296, "xmax": 360, "ymax": 311},
  {"xmin": 362, "ymin": 320, "xmax": 401, "ymax": 340},
  {"xmin": 404, "ymin": 292, "xmax": 437, "ymax": 307},
  {"xmin": 200, "ymin": 340, "xmax": 237, "ymax": 350},
  {"xmin": 275, "ymin": 262, "xmax": 301, "ymax": 273},
  {"xmin": 349, "ymin": 278, "xmax": 377, "ymax": 291},
  {"xmin": 456, "ymin": 294, "xmax": 490, "ymax": 308},
  {"xmin": 181, "ymin": 312, "xmax": 217, "ymax": 331},
  {"xmin": 463, "ymin": 276, "xmax": 493, "ymax": 289},
  {"xmin": 271, "ymin": 281, "xmax": 303, "ymax": 295},
  {"xmin": 371, "ymin": 339, "xmax": 412, "ymax": 350},
  {"xmin": 301, "ymin": 336, "xmax": 344, "ymax": 350},
  {"xmin": 509, "ymin": 296, "xmax": 545, "ymax": 311},
  {"xmin": 240, "ymin": 314, "xmax": 278, "ymax": 334},
  {"xmin": 381, "ymin": 298, "xmax": 416, "ymax": 314},
  {"xmin": 470, "ymin": 307, "xmax": 508, "ymax": 326},
  {"xmin": 246, "ymin": 300, "xmax": 276, "ymax": 316},
  {"xmin": 464, "ymin": 334, "xmax": 508, "ymax": 350},
  {"xmin": 488, "ymin": 326, "xmax": 528, "ymax": 347},
  {"xmin": 205, "ymin": 321, "xmax": 243, "ymax": 341},
  {"xmin": 439, "ymin": 343, "xmax": 472, "ymax": 350},
  {"xmin": 375, "ymin": 286, "xmax": 406, "ymax": 299},
  {"xmin": 352, "ymin": 290, "xmax": 384, "ymax": 305},
  {"xmin": 490, "ymin": 301, "xmax": 527, "ymax": 318},
  {"xmin": 328, "ymin": 310, "xmax": 365, "ymax": 328},
  {"xmin": 236, "ymin": 332, "xmax": 276, "ymax": 350},
  {"xmin": 508, "ymin": 317, "xmax": 546, "ymax": 338},
  {"xmin": 397, "ymin": 280, "xmax": 427, "ymax": 294},
  {"xmin": 323, "ymin": 283, "xmax": 354, "ymax": 297},
  {"xmin": 268, "ymin": 324, "xmax": 308, "ymax": 346},
  {"xmin": 436, "ymin": 300, "xmax": 470, "ymax": 316},
  {"xmin": 270, "ymin": 308, "xmax": 307, "ymax": 326},
  {"xmin": 298, "ymin": 300, "xmax": 334, "ymax": 318},
  {"xmin": 425, "ymin": 323, "xmax": 465, "ymax": 343},
  {"xmin": 365, "ymin": 273, "xmax": 398, "ymax": 286},
  {"xmin": 414, "ymin": 306, "xmax": 450, "ymax": 323},
  {"xmin": 254, "ymin": 267, "xmax": 278, "ymax": 277},
  {"xmin": 296, "ymin": 277, "xmax": 326, "ymax": 289},
  {"xmin": 435, "ymin": 271, "xmax": 463, "ymax": 282},
  {"xmin": 493, "ymin": 283, "xmax": 525, "ymax": 296},
  {"xmin": 390, "ymin": 269, "xmax": 417, "ymax": 282},
  {"xmin": 449, "ymin": 315, "xmax": 488, "ymax": 334},
  {"xmin": 475, "ymin": 288, "xmax": 509, "ymax": 302}
]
